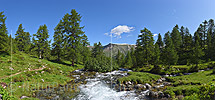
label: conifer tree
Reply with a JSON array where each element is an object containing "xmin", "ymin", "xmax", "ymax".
[
  {"xmin": 153, "ymin": 44, "xmax": 160, "ymax": 65},
  {"xmin": 33, "ymin": 24, "xmax": 50, "ymax": 59},
  {"xmin": 52, "ymin": 20, "xmax": 64, "ymax": 61},
  {"xmin": 193, "ymin": 33, "xmax": 204, "ymax": 66},
  {"xmin": 15, "ymin": 24, "xmax": 25, "ymax": 51},
  {"xmin": 124, "ymin": 51, "xmax": 132, "ymax": 68},
  {"xmin": 136, "ymin": 28, "xmax": 154, "ymax": 66},
  {"xmin": 130, "ymin": 47, "xmax": 136, "ymax": 68},
  {"xmin": 170, "ymin": 24, "xmax": 182, "ymax": 51},
  {"xmin": 61, "ymin": 9, "xmax": 85, "ymax": 66},
  {"xmin": 163, "ymin": 32, "xmax": 178, "ymax": 65},
  {"xmin": 155, "ymin": 33, "xmax": 163, "ymax": 49},
  {"xmin": 0, "ymin": 12, "xmax": 8, "ymax": 52},
  {"xmin": 116, "ymin": 50, "xmax": 123, "ymax": 67}
]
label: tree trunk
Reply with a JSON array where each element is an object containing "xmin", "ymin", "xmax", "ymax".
[{"xmin": 72, "ymin": 60, "xmax": 74, "ymax": 66}]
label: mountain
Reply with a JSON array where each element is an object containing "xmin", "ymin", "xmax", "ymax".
[{"xmin": 103, "ymin": 43, "xmax": 136, "ymax": 57}]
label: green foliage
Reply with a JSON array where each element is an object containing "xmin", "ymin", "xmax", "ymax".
[
  {"xmin": 33, "ymin": 24, "xmax": 51, "ymax": 59},
  {"xmin": 60, "ymin": 9, "xmax": 86, "ymax": 66},
  {"xmin": 15, "ymin": 24, "xmax": 31, "ymax": 53},
  {"xmin": 163, "ymin": 31, "xmax": 178, "ymax": 65},
  {"xmin": 0, "ymin": 11, "xmax": 8, "ymax": 52},
  {"xmin": 136, "ymin": 28, "xmax": 154, "ymax": 66},
  {"xmin": 124, "ymin": 51, "xmax": 132, "ymax": 68},
  {"xmin": 116, "ymin": 50, "xmax": 124, "ymax": 67},
  {"xmin": 0, "ymin": 86, "xmax": 18, "ymax": 100},
  {"xmin": 192, "ymin": 32, "xmax": 204, "ymax": 66},
  {"xmin": 170, "ymin": 24, "xmax": 182, "ymax": 51},
  {"xmin": 118, "ymin": 72, "xmax": 161, "ymax": 84},
  {"xmin": 155, "ymin": 33, "xmax": 164, "ymax": 49},
  {"xmin": 85, "ymin": 56, "xmax": 118, "ymax": 72}
]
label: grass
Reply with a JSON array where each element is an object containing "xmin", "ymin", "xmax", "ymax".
[
  {"xmin": 167, "ymin": 70, "xmax": 215, "ymax": 86},
  {"xmin": 165, "ymin": 70, "xmax": 215, "ymax": 97},
  {"xmin": 0, "ymin": 52, "xmax": 84, "ymax": 99},
  {"xmin": 118, "ymin": 72, "xmax": 161, "ymax": 84}
]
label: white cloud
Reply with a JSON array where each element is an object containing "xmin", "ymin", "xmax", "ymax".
[
  {"xmin": 104, "ymin": 33, "xmax": 109, "ymax": 36},
  {"xmin": 127, "ymin": 34, "xmax": 132, "ymax": 37},
  {"xmin": 110, "ymin": 25, "xmax": 134, "ymax": 38},
  {"xmin": 153, "ymin": 34, "xmax": 158, "ymax": 37}
]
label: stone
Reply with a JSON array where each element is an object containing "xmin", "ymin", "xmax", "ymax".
[
  {"xmin": 158, "ymin": 91, "xmax": 164, "ymax": 98},
  {"xmin": 134, "ymin": 84, "xmax": 144, "ymax": 89},
  {"xmin": 145, "ymin": 83, "xmax": 151, "ymax": 89},
  {"xmin": 0, "ymin": 94, "xmax": 2, "ymax": 100},
  {"xmin": 161, "ymin": 78, "xmax": 166, "ymax": 81},
  {"xmin": 149, "ymin": 91, "xmax": 159, "ymax": 98},
  {"xmin": 157, "ymin": 79, "xmax": 162, "ymax": 83},
  {"xmin": 163, "ymin": 82, "xmax": 171, "ymax": 86},
  {"xmin": 20, "ymin": 96, "xmax": 29, "ymax": 99},
  {"xmin": 0, "ymin": 82, "xmax": 7, "ymax": 88}
]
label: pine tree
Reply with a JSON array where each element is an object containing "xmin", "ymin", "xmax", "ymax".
[
  {"xmin": 193, "ymin": 33, "xmax": 204, "ymax": 66},
  {"xmin": 155, "ymin": 33, "xmax": 163, "ymax": 49},
  {"xmin": 15, "ymin": 24, "xmax": 25, "ymax": 51},
  {"xmin": 0, "ymin": 12, "xmax": 8, "ymax": 53},
  {"xmin": 124, "ymin": 51, "xmax": 132, "ymax": 68},
  {"xmin": 170, "ymin": 24, "xmax": 182, "ymax": 51},
  {"xmin": 23, "ymin": 32, "xmax": 31, "ymax": 53},
  {"xmin": 92, "ymin": 42, "xmax": 103, "ymax": 58},
  {"xmin": 153, "ymin": 44, "xmax": 160, "ymax": 65},
  {"xmin": 183, "ymin": 28, "xmax": 193, "ymax": 64},
  {"xmin": 80, "ymin": 34, "xmax": 91, "ymax": 65},
  {"xmin": 163, "ymin": 31, "xmax": 178, "ymax": 65},
  {"xmin": 15, "ymin": 24, "xmax": 31, "ymax": 53},
  {"xmin": 180, "ymin": 26, "xmax": 185, "ymax": 46},
  {"xmin": 33, "ymin": 24, "xmax": 50, "ymax": 59},
  {"xmin": 202, "ymin": 20, "xmax": 208, "ymax": 49},
  {"xmin": 130, "ymin": 47, "xmax": 136, "ymax": 68},
  {"xmin": 136, "ymin": 28, "xmax": 154, "ymax": 66},
  {"xmin": 52, "ymin": 20, "xmax": 64, "ymax": 61},
  {"xmin": 116, "ymin": 50, "xmax": 123, "ymax": 67},
  {"xmin": 61, "ymin": 9, "xmax": 85, "ymax": 66}
]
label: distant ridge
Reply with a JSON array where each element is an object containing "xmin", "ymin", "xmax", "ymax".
[{"xmin": 103, "ymin": 43, "xmax": 136, "ymax": 57}]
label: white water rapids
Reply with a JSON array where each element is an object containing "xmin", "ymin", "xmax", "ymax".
[{"xmin": 73, "ymin": 70, "xmax": 139, "ymax": 100}]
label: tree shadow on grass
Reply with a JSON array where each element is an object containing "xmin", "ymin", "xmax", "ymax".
[
  {"xmin": 48, "ymin": 59, "xmax": 73, "ymax": 66},
  {"xmin": 0, "ymin": 51, "xmax": 10, "ymax": 57}
]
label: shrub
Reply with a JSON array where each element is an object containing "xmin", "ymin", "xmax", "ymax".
[{"xmin": 0, "ymin": 86, "xmax": 17, "ymax": 100}]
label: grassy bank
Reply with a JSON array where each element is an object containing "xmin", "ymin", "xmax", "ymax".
[
  {"xmin": 118, "ymin": 72, "xmax": 161, "ymax": 84},
  {"xmin": 0, "ymin": 52, "xmax": 84, "ymax": 99}
]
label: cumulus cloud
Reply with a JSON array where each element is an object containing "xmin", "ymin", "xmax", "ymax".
[
  {"xmin": 109, "ymin": 25, "xmax": 134, "ymax": 38},
  {"xmin": 153, "ymin": 34, "xmax": 158, "ymax": 37}
]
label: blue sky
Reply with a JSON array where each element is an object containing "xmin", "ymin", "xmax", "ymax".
[{"xmin": 1, "ymin": 0, "xmax": 214, "ymax": 46}]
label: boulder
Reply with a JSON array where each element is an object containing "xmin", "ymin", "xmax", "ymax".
[
  {"xmin": 149, "ymin": 91, "xmax": 159, "ymax": 98},
  {"xmin": 0, "ymin": 94, "xmax": 2, "ymax": 100},
  {"xmin": 157, "ymin": 79, "xmax": 162, "ymax": 83},
  {"xmin": 134, "ymin": 84, "xmax": 144, "ymax": 89},
  {"xmin": 145, "ymin": 83, "xmax": 151, "ymax": 89},
  {"xmin": 158, "ymin": 91, "xmax": 164, "ymax": 98},
  {"xmin": 20, "ymin": 96, "xmax": 29, "ymax": 99}
]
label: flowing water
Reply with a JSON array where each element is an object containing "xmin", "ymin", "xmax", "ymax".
[
  {"xmin": 36, "ymin": 69, "xmax": 146, "ymax": 100},
  {"xmin": 72, "ymin": 70, "xmax": 138, "ymax": 100}
]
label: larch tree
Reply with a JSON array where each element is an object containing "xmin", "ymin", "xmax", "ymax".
[
  {"xmin": 33, "ymin": 24, "xmax": 50, "ymax": 59},
  {"xmin": 52, "ymin": 20, "xmax": 64, "ymax": 61},
  {"xmin": 61, "ymin": 9, "xmax": 85, "ymax": 66}
]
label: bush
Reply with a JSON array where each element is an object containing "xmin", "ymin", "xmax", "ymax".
[
  {"xmin": 85, "ymin": 56, "xmax": 118, "ymax": 72},
  {"xmin": 150, "ymin": 65, "xmax": 163, "ymax": 74},
  {"xmin": 0, "ymin": 86, "xmax": 17, "ymax": 100}
]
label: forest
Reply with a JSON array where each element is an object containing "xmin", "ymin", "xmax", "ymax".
[{"xmin": 1, "ymin": 9, "xmax": 215, "ymax": 99}]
